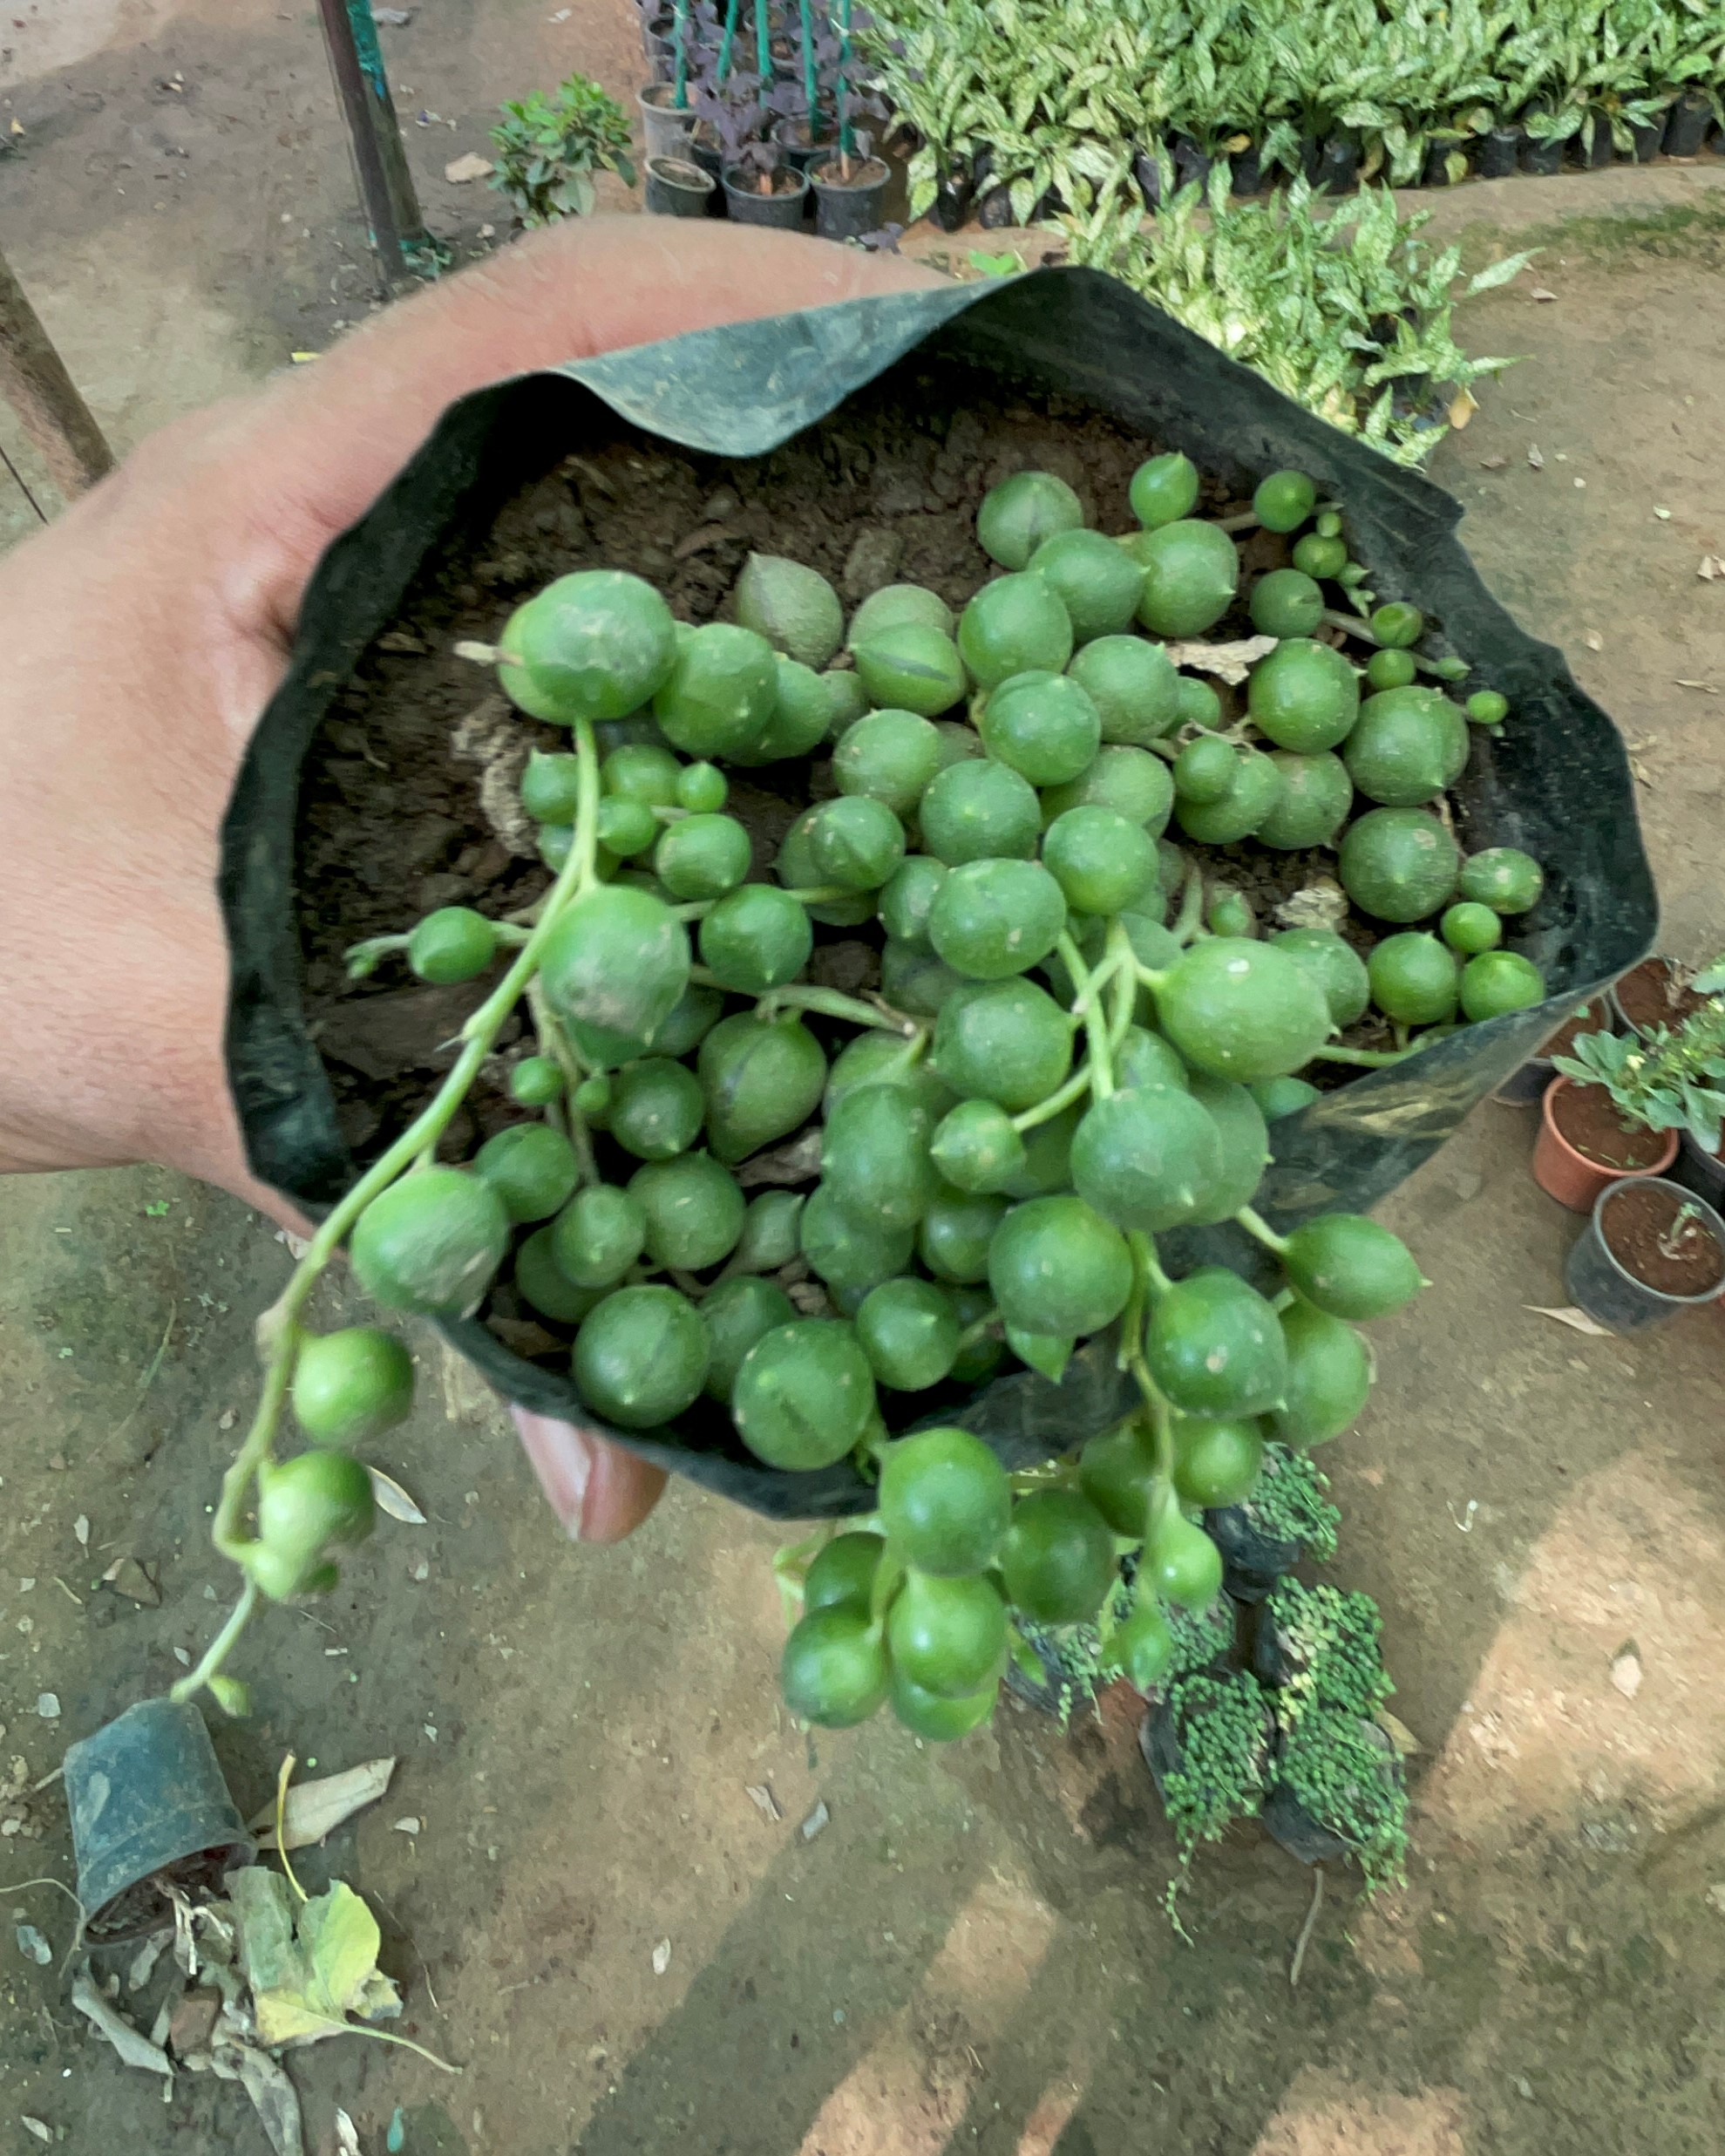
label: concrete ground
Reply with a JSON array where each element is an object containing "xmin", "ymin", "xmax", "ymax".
[{"xmin": 3, "ymin": 8, "xmax": 1725, "ymax": 2153}]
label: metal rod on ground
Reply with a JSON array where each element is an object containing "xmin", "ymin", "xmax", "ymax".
[
  {"xmin": 316, "ymin": 0, "xmax": 432, "ymax": 289},
  {"xmin": 0, "ymin": 242, "xmax": 112, "ymax": 502}
]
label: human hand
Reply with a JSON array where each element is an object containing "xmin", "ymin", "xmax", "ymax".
[{"xmin": 0, "ymin": 215, "xmax": 939, "ymax": 1540}]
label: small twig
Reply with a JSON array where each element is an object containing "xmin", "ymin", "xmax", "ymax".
[
  {"xmin": 1289, "ymin": 1865, "xmax": 1324, "ymax": 1987},
  {"xmin": 275, "ymin": 1753, "xmax": 309, "ymax": 1904}
]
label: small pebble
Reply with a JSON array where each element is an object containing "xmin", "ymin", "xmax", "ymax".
[{"xmin": 34, "ymin": 1693, "xmax": 58, "ymax": 1722}]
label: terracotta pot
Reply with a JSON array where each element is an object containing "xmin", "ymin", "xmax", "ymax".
[{"xmin": 1531, "ymin": 1075, "xmax": 1679, "ymax": 1212}]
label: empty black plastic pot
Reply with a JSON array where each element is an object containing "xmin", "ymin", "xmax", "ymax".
[
  {"xmin": 1663, "ymin": 92, "xmax": 1714, "ymax": 159},
  {"xmin": 1229, "ymin": 146, "xmax": 1263, "ymax": 195},
  {"xmin": 976, "ymin": 184, "xmax": 1016, "ymax": 229},
  {"xmin": 1314, "ymin": 134, "xmax": 1360, "ymax": 191},
  {"xmin": 811, "ymin": 154, "xmax": 890, "ymax": 241},
  {"xmin": 64, "ymin": 1698, "xmax": 255, "ymax": 1944},
  {"xmin": 722, "ymin": 163, "xmax": 809, "ymax": 228},
  {"xmin": 1477, "ymin": 125, "xmax": 1522, "ymax": 177},
  {"xmin": 1521, "ymin": 134, "xmax": 1566, "ymax": 176},
  {"xmin": 1672, "ymin": 1131, "xmax": 1725, "ymax": 1209},
  {"xmin": 1133, "ymin": 146, "xmax": 1164, "ymax": 212},
  {"xmin": 644, "ymin": 154, "xmax": 716, "ymax": 218},
  {"xmin": 1564, "ymin": 1175, "xmax": 1725, "ymax": 1333}
]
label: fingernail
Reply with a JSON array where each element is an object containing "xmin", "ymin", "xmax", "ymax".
[{"xmin": 511, "ymin": 1407, "xmax": 594, "ymax": 1539}]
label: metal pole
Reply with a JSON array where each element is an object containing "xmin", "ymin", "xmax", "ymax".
[
  {"xmin": 0, "ymin": 241, "xmax": 112, "ymax": 501},
  {"xmin": 315, "ymin": 0, "xmax": 434, "ymax": 286}
]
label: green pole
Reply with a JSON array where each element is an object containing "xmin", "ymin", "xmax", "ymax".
[
  {"xmin": 755, "ymin": 0, "xmax": 771, "ymax": 85},
  {"xmin": 673, "ymin": 0, "xmax": 689, "ymax": 108},
  {"xmin": 799, "ymin": 0, "xmax": 817, "ymax": 143},
  {"xmin": 316, "ymin": 0, "xmax": 437, "ymax": 284},
  {"xmin": 837, "ymin": 0, "xmax": 852, "ymax": 158},
  {"xmin": 717, "ymin": 0, "xmax": 740, "ymax": 83}
]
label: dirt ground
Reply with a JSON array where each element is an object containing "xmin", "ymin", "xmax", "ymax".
[{"xmin": 4, "ymin": 7, "xmax": 1725, "ymax": 2153}]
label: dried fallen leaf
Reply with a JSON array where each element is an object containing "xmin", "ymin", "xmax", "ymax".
[
  {"xmin": 127, "ymin": 1930, "xmax": 171, "ymax": 1992},
  {"xmin": 1478, "ymin": 453, "xmax": 1508, "ymax": 471},
  {"xmin": 1583, "ymin": 631, "xmax": 1603, "ymax": 651},
  {"xmin": 1525, "ymin": 1303, "xmax": 1613, "ymax": 1336},
  {"xmin": 1526, "ymin": 445, "xmax": 1545, "ymax": 470},
  {"xmin": 1675, "ymin": 678, "xmax": 1720, "ymax": 692},
  {"xmin": 1161, "ymin": 634, "xmax": 1276, "ymax": 685},
  {"xmin": 1447, "ymin": 384, "xmax": 1478, "ymax": 429},
  {"xmin": 1633, "ymin": 757, "xmax": 1654, "ymax": 788},
  {"xmin": 73, "ymin": 1516, "xmax": 89, "ymax": 1548},
  {"xmin": 444, "ymin": 152, "xmax": 494, "ymax": 183},
  {"xmin": 744, "ymin": 1783, "xmax": 782, "ymax": 1822},
  {"xmin": 651, "ymin": 1938, "xmax": 671, "ymax": 1976},
  {"xmin": 367, "ymin": 1467, "xmax": 426, "ymax": 1525},
  {"xmin": 275, "ymin": 1228, "xmax": 311, "ymax": 1261},
  {"xmin": 1529, "ymin": 286, "xmax": 1558, "ymax": 302},
  {"xmin": 211, "ymin": 2038, "xmax": 306, "ymax": 2156},
  {"xmin": 391, "ymin": 1816, "xmax": 422, "ymax": 1836},
  {"xmin": 1699, "ymin": 555, "xmax": 1725, "ymax": 581},
  {"xmin": 1654, "ymin": 506, "xmax": 1673, "ymax": 520},
  {"xmin": 71, "ymin": 1969, "xmax": 173, "ymax": 2078},
  {"xmin": 104, "ymin": 1555, "xmax": 160, "ymax": 1608},
  {"xmin": 1376, "ymin": 1709, "xmax": 1422, "ymax": 1757},
  {"xmin": 249, "ymin": 1758, "xmax": 396, "ymax": 1851},
  {"xmin": 21, "ymin": 2121, "xmax": 51, "ymax": 2146},
  {"xmin": 1611, "ymin": 1649, "xmax": 1643, "ymax": 1699},
  {"xmin": 335, "ymin": 2107, "xmax": 363, "ymax": 2156}
]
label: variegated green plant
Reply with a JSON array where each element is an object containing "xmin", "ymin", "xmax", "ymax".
[
  {"xmin": 862, "ymin": 0, "xmax": 1725, "ymax": 214},
  {"xmin": 1059, "ymin": 163, "xmax": 1531, "ymax": 465}
]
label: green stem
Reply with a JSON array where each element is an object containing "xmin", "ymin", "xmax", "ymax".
[
  {"xmin": 168, "ymin": 1581, "xmax": 259, "ymax": 1704},
  {"xmin": 744, "ymin": 980, "xmax": 917, "ymax": 1034},
  {"xmin": 1058, "ymin": 932, "xmax": 1115, "ymax": 1099},
  {"xmin": 1129, "ymin": 1228, "xmax": 1173, "ymax": 1298},
  {"xmin": 716, "ymin": 0, "xmax": 740, "ymax": 82},
  {"xmin": 1011, "ymin": 1062, "xmax": 1094, "ymax": 1133},
  {"xmin": 193, "ymin": 716, "xmax": 605, "ymax": 1679},
  {"xmin": 1171, "ymin": 864, "xmax": 1206, "ymax": 946},
  {"xmin": 955, "ymin": 1309, "xmax": 1000, "ymax": 1351},
  {"xmin": 756, "ymin": 0, "xmax": 771, "ymax": 87},
  {"xmin": 1234, "ymin": 1204, "xmax": 1291, "ymax": 1256},
  {"xmin": 799, "ymin": 0, "xmax": 817, "ymax": 141},
  {"xmin": 526, "ymin": 978, "xmax": 598, "ymax": 1186},
  {"xmin": 1304, "ymin": 1042, "xmax": 1414, "ymax": 1068},
  {"xmin": 1106, "ymin": 921, "xmax": 1138, "ymax": 1053}
]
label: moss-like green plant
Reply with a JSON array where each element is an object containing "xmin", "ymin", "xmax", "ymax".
[
  {"xmin": 1242, "ymin": 1442, "xmax": 1340, "ymax": 1561},
  {"xmin": 1158, "ymin": 1669, "xmax": 1271, "ymax": 1863},
  {"xmin": 1277, "ymin": 1702, "xmax": 1409, "ymax": 1893},
  {"xmin": 1264, "ymin": 1576, "xmax": 1392, "ymax": 1722},
  {"xmin": 490, "ymin": 75, "xmax": 636, "ymax": 226}
]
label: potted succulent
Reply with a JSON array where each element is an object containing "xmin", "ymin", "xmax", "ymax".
[
  {"xmin": 1538, "ymin": 957, "xmax": 1725, "ymax": 1209},
  {"xmin": 1564, "ymin": 1176, "xmax": 1725, "ymax": 1334},
  {"xmin": 490, "ymin": 75, "xmax": 637, "ymax": 225}
]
